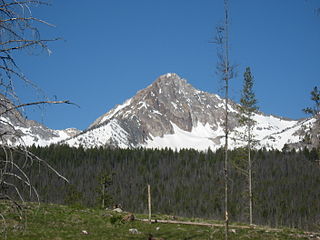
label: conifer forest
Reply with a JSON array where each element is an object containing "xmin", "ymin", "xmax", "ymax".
[{"xmin": 7, "ymin": 145, "xmax": 320, "ymax": 231}]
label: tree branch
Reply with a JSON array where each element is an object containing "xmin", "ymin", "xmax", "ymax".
[{"xmin": 1, "ymin": 100, "xmax": 74, "ymax": 115}]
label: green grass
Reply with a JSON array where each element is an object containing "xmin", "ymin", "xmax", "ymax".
[{"xmin": 0, "ymin": 201, "xmax": 315, "ymax": 239}]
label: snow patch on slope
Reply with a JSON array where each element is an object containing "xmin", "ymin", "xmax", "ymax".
[
  {"xmin": 145, "ymin": 122, "xmax": 223, "ymax": 151},
  {"xmin": 259, "ymin": 118, "xmax": 315, "ymax": 149},
  {"xmin": 1, "ymin": 116, "xmax": 76, "ymax": 147},
  {"xmin": 252, "ymin": 114, "xmax": 297, "ymax": 139},
  {"xmin": 94, "ymin": 98, "xmax": 132, "ymax": 126},
  {"xmin": 145, "ymin": 114, "xmax": 304, "ymax": 151},
  {"xmin": 67, "ymin": 119, "xmax": 129, "ymax": 148},
  {"xmin": 19, "ymin": 129, "xmax": 71, "ymax": 147}
]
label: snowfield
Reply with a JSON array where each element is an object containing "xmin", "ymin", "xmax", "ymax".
[
  {"xmin": 145, "ymin": 122, "xmax": 222, "ymax": 151},
  {"xmin": 143, "ymin": 115, "xmax": 308, "ymax": 151}
]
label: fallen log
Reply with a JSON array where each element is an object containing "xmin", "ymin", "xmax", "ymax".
[
  {"xmin": 136, "ymin": 218, "xmax": 232, "ymax": 228},
  {"xmin": 136, "ymin": 218, "xmax": 320, "ymax": 239}
]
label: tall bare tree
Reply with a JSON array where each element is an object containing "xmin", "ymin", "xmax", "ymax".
[
  {"xmin": 215, "ymin": 0, "xmax": 235, "ymax": 238},
  {"xmin": 0, "ymin": 0, "xmax": 68, "ymax": 234}
]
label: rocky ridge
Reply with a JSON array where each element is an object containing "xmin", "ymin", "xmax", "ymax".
[
  {"xmin": 0, "ymin": 94, "xmax": 81, "ymax": 146},
  {"xmin": 65, "ymin": 73, "xmax": 313, "ymax": 151}
]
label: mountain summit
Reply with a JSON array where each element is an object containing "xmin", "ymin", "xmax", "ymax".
[{"xmin": 65, "ymin": 73, "xmax": 314, "ymax": 150}]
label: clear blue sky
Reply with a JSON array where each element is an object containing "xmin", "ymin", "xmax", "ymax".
[{"xmin": 15, "ymin": 0, "xmax": 320, "ymax": 130}]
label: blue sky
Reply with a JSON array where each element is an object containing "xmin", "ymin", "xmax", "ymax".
[{"xmin": 15, "ymin": 0, "xmax": 320, "ymax": 130}]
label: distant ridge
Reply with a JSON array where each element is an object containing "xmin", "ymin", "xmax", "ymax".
[{"xmin": 0, "ymin": 93, "xmax": 81, "ymax": 146}]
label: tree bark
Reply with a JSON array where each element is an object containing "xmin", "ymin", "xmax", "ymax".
[
  {"xmin": 148, "ymin": 184, "xmax": 151, "ymax": 224},
  {"xmin": 223, "ymin": 0, "xmax": 230, "ymax": 239},
  {"xmin": 248, "ymin": 126, "xmax": 253, "ymax": 225}
]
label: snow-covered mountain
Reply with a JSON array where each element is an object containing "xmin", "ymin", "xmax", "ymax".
[
  {"xmin": 0, "ymin": 94, "xmax": 81, "ymax": 147},
  {"xmin": 65, "ymin": 73, "xmax": 314, "ymax": 151}
]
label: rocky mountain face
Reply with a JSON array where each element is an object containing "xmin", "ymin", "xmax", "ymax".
[
  {"xmin": 65, "ymin": 73, "xmax": 314, "ymax": 151},
  {"xmin": 2, "ymin": 74, "xmax": 314, "ymax": 150},
  {"xmin": 0, "ymin": 94, "xmax": 81, "ymax": 146}
]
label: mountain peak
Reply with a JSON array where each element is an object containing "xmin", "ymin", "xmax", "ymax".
[
  {"xmin": 159, "ymin": 72, "xmax": 181, "ymax": 80},
  {"xmin": 65, "ymin": 74, "xmax": 314, "ymax": 151},
  {"xmin": 152, "ymin": 73, "xmax": 187, "ymax": 89}
]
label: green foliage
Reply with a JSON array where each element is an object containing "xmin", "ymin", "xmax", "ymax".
[
  {"xmin": 64, "ymin": 184, "xmax": 83, "ymax": 208},
  {"xmin": 230, "ymin": 147, "xmax": 248, "ymax": 174},
  {"xmin": 9, "ymin": 145, "xmax": 320, "ymax": 231},
  {"xmin": 109, "ymin": 213, "xmax": 123, "ymax": 226},
  {"xmin": 238, "ymin": 67, "xmax": 259, "ymax": 126},
  {"xmin": 303, "ymin": 86, "xmax": 319, "ymax": 116},
  {"xmin": 237, "ymin": 67, "xmax": 259, "ymax": 225},
  {"xmin": 309, "ymin": 148, "xmax": 319, "ymax": 162},
  {"xmin": 302, "ymin": 86, "xmax": 320, "ymax": 148},
  {"xmin": 1, "ymin": 202, "xmax": 314, "ymax": 240},
  {"xmin": 96, "ymin": 172, "xmax": 114, "ymax": 209}
]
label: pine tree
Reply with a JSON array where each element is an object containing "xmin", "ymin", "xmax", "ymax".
[
  {"xmin": 303, "ymin": 86, "xmax": 320, "ymax": 149},
  {"xmin": 238, "ymin": 67, "xmax": 258, "ymax": 225},
  {"xmin": 96, "ymin": 172, "xmax": 114, "ymax": 209},
  {"xmin": 303, "ymin": 86, "xmax": 320, "ymax": 116}
]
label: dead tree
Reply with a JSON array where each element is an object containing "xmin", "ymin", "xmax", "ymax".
[
  {"xmin": 214, "ymin": 0, "xmax": 235, "ymax": 239},
  {"xmin": 0, "ymin": 0, "xmax": 68, "ymax": 234}
]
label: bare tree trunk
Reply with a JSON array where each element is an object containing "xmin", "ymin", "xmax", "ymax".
[
  {"xmin": 224, "ymin": 80, "xmax": 229, "ymax": 240},
  {"xmin": 148, "ymin": 184, "xmax": 151, "ymax": 224},
  {"xmin": 102, "ymin": 182, "xmax": 105, "ymax": 209},
  {"xmin": 224, "ymin": 106, "xmax": 229, "ymax": 240},
  {"xmin": 214, "ymin": 0, "xmax": 233, "ymax": 237},
  {"xmin": 223, "ymin": 0, "xmax": 230, "ymax": 239},
  {"xmin": 248, "ymin": 126, "xmax": 253, "ymax": 225}
]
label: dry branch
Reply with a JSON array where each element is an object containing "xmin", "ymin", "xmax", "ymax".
[
  {"xmin": 0, "ymin": 1, "xmax": 69, "ymax": 236},
  {"xmin": 1, "ymin": 100, "xmax": 72, "ymax": 115}
]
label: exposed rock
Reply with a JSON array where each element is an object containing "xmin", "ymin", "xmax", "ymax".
[
  {"xmin": 112, "ymin": 207, "xmax": 123, "ymax": 213},
  {"xmin": 0, "ymin": 93, "xmax": 81, "ymax": 146},
  {"xmin": 129, "ymin": 228, "xmax": 140, "ymax": 234},
  {"xmin": 62, "ymin": 73, "xmax": 317, "ymax": 150},
  {"xmin": 81, "ymin": 230, "xmax": 89, "ymax": 235}
]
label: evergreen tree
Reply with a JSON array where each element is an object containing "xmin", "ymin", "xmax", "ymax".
[
  {"xmin": 15, "ymin": 145, "xmax": 320, "ymax": 230},
  {"xmin": 64, "ymin": 184, "xmax": 83, "ymax": 208},
  {"xmin": 303, "ymin": 86, "xmax": 320, "ymax": 149},
  {"xmin": 96, "ymin": 172, "xmax": 114, "ymax": 209},
  {"xmin": 237, "ymin": 67, "xmax": 259, "ymax": 225}
]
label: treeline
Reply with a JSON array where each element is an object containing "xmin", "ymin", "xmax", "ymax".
[{"xmin": 8, "ymin": 145, "xmax": 320, "ymax": 231}]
